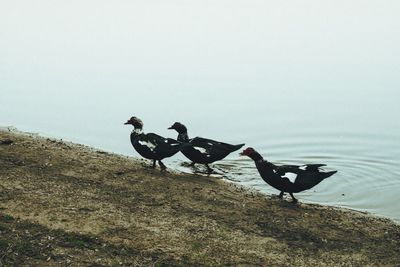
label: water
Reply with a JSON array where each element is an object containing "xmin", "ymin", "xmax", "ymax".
[{"xmin": 1, "ymin": 1, "xmax": 399, "ymax": 222}]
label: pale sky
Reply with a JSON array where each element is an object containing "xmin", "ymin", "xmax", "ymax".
[{"xmin": 1, "ymin": 1, "xmax": 399, "ymax": 88}]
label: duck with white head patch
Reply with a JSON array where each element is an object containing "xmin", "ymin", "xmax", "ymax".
[
  {"xmin": 124, "ymin": 116, "xmax": 186, "ymax": 170},
  {"xmin": 240, "ymin": 147, "xmax": 337, "ymax": 203},
  {"xmin": 168, "ymin": 122, "xmax": 245, "ymax": 173}
]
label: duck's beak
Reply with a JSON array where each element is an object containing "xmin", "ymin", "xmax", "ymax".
[
  {"xmin": 124, "ymin": 120, "xmax": 131, "ymax": 125},
  {"xmin": 167, "ymin": 126, "xmax": 174, "ymax": 130},
  {"xmin": 239, "ymin": 151, "xmax": 245, "ymax": 156}
]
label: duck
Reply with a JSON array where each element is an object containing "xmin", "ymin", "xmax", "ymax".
[
  {"xmin": 168, "ymin": 122, "xmax": 245, "ymax": 173},
  {"xmin": 240, "ymin": 147, "xmax": 337, "ymax": 203},
  {"xmin": 124, "ymin": 116, "xmax": 186, "ymax": 170}
]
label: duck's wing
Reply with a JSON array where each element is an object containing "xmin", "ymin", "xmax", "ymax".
[
  {"xmin": 139, "ymin": 133, "xmax": 182, "ymax": 152},
  {"xmin": 190, "ymin": 137, "xmax": 242, "ymax": 154},
  {"xmin": 293, "ymin": 169, "xmax": 335, "ymax": 191},
  {"xmin": 293, "ymin": 174, "xmax": 327, "ymax": 191},
  {"xmin": 275, "ymin": 164, "xmax": 302, "ymax": 176},
  {"xmin": 276, "ymin": 163, "xmax": 327, "ymax": 175},
  {"xmin": 278, "ymin": 171, "xmax": 299, "ymax": 184},
  {"xmin": 274, "ymin": 162, "xmax": 331, "ymax": 190},
  {"xmin": 135, "ymin": 133, "xmax": 158, "ymax": 151},
  {"xmin": 186, "ymin": 137, "xmax": 214, "ymax": 155},
  {"xmin": 258, "ymin": 161, "xmax": 295, "ymax": 183}
]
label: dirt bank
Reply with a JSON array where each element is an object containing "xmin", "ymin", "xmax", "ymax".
[{"xmin": 0, "ymin": 129, "xmax": 399, "ymax": 266}]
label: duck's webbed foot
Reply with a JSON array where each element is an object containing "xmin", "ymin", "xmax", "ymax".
[
  {"xmin": 289, "ymin": 193, "xmax": 298, "ymax": 204},
  {"xmin": 189, "ymin": 162, "xmax": 196, "ymax": 167},
  {"xmin": 158, "ymin": 160, "xmax": 167, "ymax": 171}
]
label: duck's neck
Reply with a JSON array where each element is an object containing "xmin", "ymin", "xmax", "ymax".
[
  {"xmin": 177, "ymin": 132, "xmax": 189, "ymax": 142},
  {"xmin": 249, "ymin": 152, "xmax": 264, "ymax": 163},
  {"xmin": 131, "ymin": 127, "xmax": 143, "ymax": 135}
]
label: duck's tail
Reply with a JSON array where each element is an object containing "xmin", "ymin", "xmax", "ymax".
[
  {"xmin": 322, "ymin": 170, "xmax": 337, "ymax": 179},
  {"xmin": 231, "ymin": 143, "xmax": 245, "ymax": 152}
]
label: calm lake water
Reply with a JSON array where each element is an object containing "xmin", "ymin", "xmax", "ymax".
[{"xmin": 1, "ymin": 1, "xmax": 399, "ymax": 222}]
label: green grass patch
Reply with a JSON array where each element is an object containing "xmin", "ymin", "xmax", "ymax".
[
  {"xmin": 191, "ymin": 241, "xmax": 204, "ymax": 251},
  {"xmin": 0, "ymin": 214, "xmax": 14, "ymax": 222},
  {"xmin": 0, "ymin": 239, "xmax": 9, "ymax": 250},
  {"xmin": 14, "ymin": 241, "xmax": 43, "ymax": 258},
  {"xmin": 60, "ymin": 234, "xmax": 98, "ymax": 249}
]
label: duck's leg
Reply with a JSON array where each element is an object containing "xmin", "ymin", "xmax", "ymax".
[
  {"xmin": 189, "ymin": 162, "xmax": 196, "ymax": 167},
  {"xmin": 152, "ymin": 160, "xmax": 156, "ymax": 168},
  {"xmin": 289, "ymin": 193, "xmax": 298, "ymax": 204},
  {"xmin": 158, "ymin": 160, "xmax": 167, "ymax": 171},
  {"xmin": 205, "ymin": 164, "xmax": 213, "ymax": 174},
  {"xmin": 278, "ymin": 191, "xmax": 284, "ymax": 199}
]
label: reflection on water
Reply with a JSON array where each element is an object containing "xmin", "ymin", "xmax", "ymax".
[{"xmin": 1, "ymin": 1, "xmax": 400, "ymax": 222}]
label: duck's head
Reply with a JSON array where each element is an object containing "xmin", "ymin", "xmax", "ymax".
[
  {"xmin": 168, "ymin": 122, "xmax": 187, "ymax": 133},
  {"xmin": 240, "ymin": 147, "xmax": 264, "ymax": 161},
  {"xmin": 124, "ymin": 116, "xmax": 143, "ymax": 129},
  {"xmin": 239, "ymin": 147, "xmax": 256, "ymax": 157}
]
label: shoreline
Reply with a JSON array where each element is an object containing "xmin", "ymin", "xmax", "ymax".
[
  {"xmin": 1, "ymin": 128, "xmax": 399, "ymax": 266},
  {"xmin": 5, "ymin": 126, "xmax": 397, "ymax": 225}
]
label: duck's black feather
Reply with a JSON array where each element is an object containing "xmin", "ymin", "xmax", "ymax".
[
  {"xmin": 131, "ymin": 132, "xmax": 183, "ymax": 161},
  {"xmin": 168, "ymin": 122, "xmax": 244, "ymax": 166},
  {"xmin": 293, "ymin": 170, "xmax": 337, "ymax": 191},
  {"xmin": 189, "ymin": 137, "xmax": 244, "ymax": 158},
  {"xmin": 126, "ymin": 117, "xmax": 185, "ymax": 169},
  {"xmin": 243, "ymin": 148, "xmax": 336, "ymax": 202}
]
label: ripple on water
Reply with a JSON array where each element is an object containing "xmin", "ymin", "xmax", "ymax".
[{"xmin": 172, "ymin": 131, "xmax": 400, "ymax": 222}]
